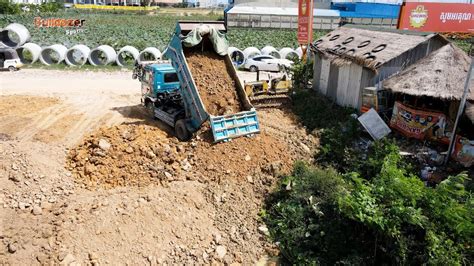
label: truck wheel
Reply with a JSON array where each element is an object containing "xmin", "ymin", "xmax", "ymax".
[
  {"xmin": 249, "ymin": 66, "xmax": 258, "ymax": 72},
  {"xmin": 175, "ymin": 119, "xmax": 191, "ymax": 141},
  {"xmin": 8, "ymin": 66, "xmax": 16, "ymax": 72},
  {"xmin": 145, "ymin": 101, "xmax": 155, "ymax": 118}
]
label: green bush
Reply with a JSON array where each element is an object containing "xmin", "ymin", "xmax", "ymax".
[
  {"xmin": 290, "ymin": 88, "xmax": 353, "ymax": 131},
  {"xmin": 38, "ymin": 1, "xmax": 63, "ymax": 13},
  {"xmin": 290, "ymin": 59, "xmax": 313, "ymax": 88},
  {"xmin": 263, "ymin": 162, "xmax": 368, "ymax": 264},
  {"xmin": 264, "ymin": 152, "xmax": 473, "ymax": 264},
  {"xmin": 0, "ymin": 0, "xmax": 63, "ymax": 14},
  {"xmin": 0, "ymin": 0, "xmax": 21, "ymax": 14}
]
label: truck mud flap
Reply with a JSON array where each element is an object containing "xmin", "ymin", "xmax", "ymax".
[{"xmin": 210, "ymin": 110, "xmax": 260, "ymax": 143}]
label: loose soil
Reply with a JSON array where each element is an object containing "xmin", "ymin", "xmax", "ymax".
[
  {"xmin": 0, "ymin": 95, "xmax": 60, "ymax": 117},
  {"xmin": 0, "ymin": 95, "xmax": 63, "ymax": 140},
  {"xmin": 0, "ymin": 69, "xmax": 318, "ymax": 265},
  {"xmin": 33, "ymin": 113, "xmax": 85, "ymax": 143},
  {"xmin": 185, "ymin": 51, "xmax": 242, "ymax": 116},
  {"xmin": 67, "ymin": 124, "xmax": 294, "ymax": 190}
]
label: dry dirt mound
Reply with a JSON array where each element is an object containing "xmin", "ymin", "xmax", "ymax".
[
  {"xmin": 67, "ymin": 124, "xmax": 295, "ymax": 189},
  {"xmin": 185, "ymin": 51, "xmax": 242, "ymax": 116}
]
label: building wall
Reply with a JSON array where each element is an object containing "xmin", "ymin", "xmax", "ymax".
[
  {"xmin": 186, "ymin": 0, "xmax": 230, "ymax": 7},
  {"xmin": 227, "ymin": 13, "xmax": 340, "ymax": 29},
  {"xmin": 313, "ymin": 51, "xmax": 370, "ymax": 109}
]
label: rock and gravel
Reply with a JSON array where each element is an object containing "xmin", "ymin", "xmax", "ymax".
[
  {"xmin": 0, "ymin": 69, "xmax": 318, "ymax": 265},
  {"xmin": 66, "ymin": 121, "xmax": 304, "ymax": 189}
]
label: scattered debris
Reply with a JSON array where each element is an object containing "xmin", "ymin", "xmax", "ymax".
[{"xmin": 358, "ymin": 108, "xmax": 391, "ymax": 140}]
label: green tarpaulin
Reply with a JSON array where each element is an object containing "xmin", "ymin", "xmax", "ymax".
[{"xmin": 182, "ymin": 25, "xmax": 229, "ymax": 56}]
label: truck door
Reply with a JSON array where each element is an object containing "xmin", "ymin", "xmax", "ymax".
[{"xmin": 141, "ymin": 69, "xmax": 154, "ymax": 96}]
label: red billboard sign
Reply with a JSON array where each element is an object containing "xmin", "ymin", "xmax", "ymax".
[
  {"xmin": 298, "ymin": 0, "xmax": 314, "ymax": 44},
  {"xmin": 398, "ymin": 2, "xmax": 474, "ymax": 33}
]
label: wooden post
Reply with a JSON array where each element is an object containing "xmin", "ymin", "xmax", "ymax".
[{"xmin": 444, "ymin": 58, "xmax": 474, "ymax": 165}]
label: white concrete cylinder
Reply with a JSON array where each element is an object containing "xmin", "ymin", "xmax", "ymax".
[
  {"xmin": 40, "ymin": 44, "xmax": 67, "ymax": 65},
  {"xmin": 17, "ymin": 42, "xmax": 41, "ymax": 64},
  {"xmin": 65, "ymin": 44, "xmax": 90, "ymax": 66},
  {"xmin": 228, "ymin": 47, "xmax": 245, "ymax": 68},
  {"xmin": 279, "ymin": 47, "xmax": 299, "ymax": 61},
  {"xmin": 242, "ymin": 47, "xmax": 261, "ymax": 60},
  {"xmin": 116, "ymin": 45, "xmax": 140, "ymax": 67},
  {"xmin": 0, "ymin": 23, "xmax": 31, "ymax": 48},
  {"xmin": 88, "ymin": 45, "xmax": 117, "ymax": 66},
  {"xmin": 138, "ymin": 47, "xmax": 162, "ymax": 63},
  {"xmin": 261, "ymin": 46, "xmax": 281, "ymax": 59}
]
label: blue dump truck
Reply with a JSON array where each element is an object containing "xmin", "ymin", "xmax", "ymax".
[{"xmin": 133, "ymin": 21, "xmax": 259, "ymax": 142}]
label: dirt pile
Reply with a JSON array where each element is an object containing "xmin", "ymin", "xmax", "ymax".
[
  {"xmin": 185, "ymin": 51, "xmax": 242, "ymax": 116},
  {"xmin": 67, "ymin": 124, "xmax": 295, "ymax": 189},
  {"xmin": 67, "ymin": 124, "xmax": 178, "ymax": 189}
]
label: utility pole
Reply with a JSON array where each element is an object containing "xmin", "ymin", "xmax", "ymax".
[
  {"xmin": 303, "ymin": 0, "xmax": 313, "ymax": 89},
  {"xmin": 444, "ymin": 57, "xmax": 473, "ymax": 165}
]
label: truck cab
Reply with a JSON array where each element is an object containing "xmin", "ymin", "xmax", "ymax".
[
  {"xmin": 134, "ymin": 61, "xmax": 191, "ymax": 140},
  {"xmin": 139, "ymin": 63, "xmax": 180, "ymax": 100}
]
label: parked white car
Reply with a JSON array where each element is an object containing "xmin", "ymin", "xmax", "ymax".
[{"xmin": 243, "ymin": 55, "xmax": 293, "ymax": 72}]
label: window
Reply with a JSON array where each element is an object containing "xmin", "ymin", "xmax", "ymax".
[{"xmin": 164, "ymin": 72, "xmax": 179, "ymax": 83}]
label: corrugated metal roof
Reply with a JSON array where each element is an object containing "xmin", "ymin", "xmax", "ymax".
[
  {"xmin": 227, "ymin": 6, "xmax": 340, "ymax": 17},
  {"xmin": 311, "ymin": 26, "xmax": 443, "ymax": 70}
]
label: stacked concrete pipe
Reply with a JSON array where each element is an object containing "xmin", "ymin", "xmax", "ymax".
[
  {"xmin": 65, "ymin": 44, "xmax": 90, "ymax": 66},
  {"xmin": 40, "ymin": 44, "xmax": 68, "ymax": 65},
  {"xmin": 261, "ymin": 46, "xmax": 281, "ymax": 59},
  {"xmin": 0, "ymin": 23, "xmax": 31, "ymax": 48},
  {"xmin": 88, "ymin": 45, "xmax": 117, "ymax": 66},
  {"xmin": 228, "ymin": 47, "xmax": 245, "ymax": 68},
  {"xmin": 116, "ymin": 45, "xmax": 139, "ymax": 67},
  {"xmin": 138, "ymin": 47, "xmax": 162, "ymax": 63},
  {"xmin": 17, "ymin": 43, "xmax": 41, "ymax": 64},
  {"xmin": 242, "ymin": 47, "xmax": 261, "ymax": 60},
  {"xmin": 279, "ymin": 47, "xmax": 300, "ymax": 61}
]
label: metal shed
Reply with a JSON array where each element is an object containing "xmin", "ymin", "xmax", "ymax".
[{"xmin": 310, "ymin": 25, "xmax": 448, "ymax": 109}]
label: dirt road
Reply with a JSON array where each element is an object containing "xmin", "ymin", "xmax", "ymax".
[{"xmin": 0, "ymin": 69, "xmax": 316, "ymax": 265}]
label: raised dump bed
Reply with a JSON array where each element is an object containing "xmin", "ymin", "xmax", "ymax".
[{"xmin": 164, "ymin": 21, "xmax": 259, "ymax": 142}]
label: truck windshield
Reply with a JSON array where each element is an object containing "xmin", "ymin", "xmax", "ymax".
[{"xmin": 164, "ymin": 72, "xmax": 179, "ymax": 83}]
